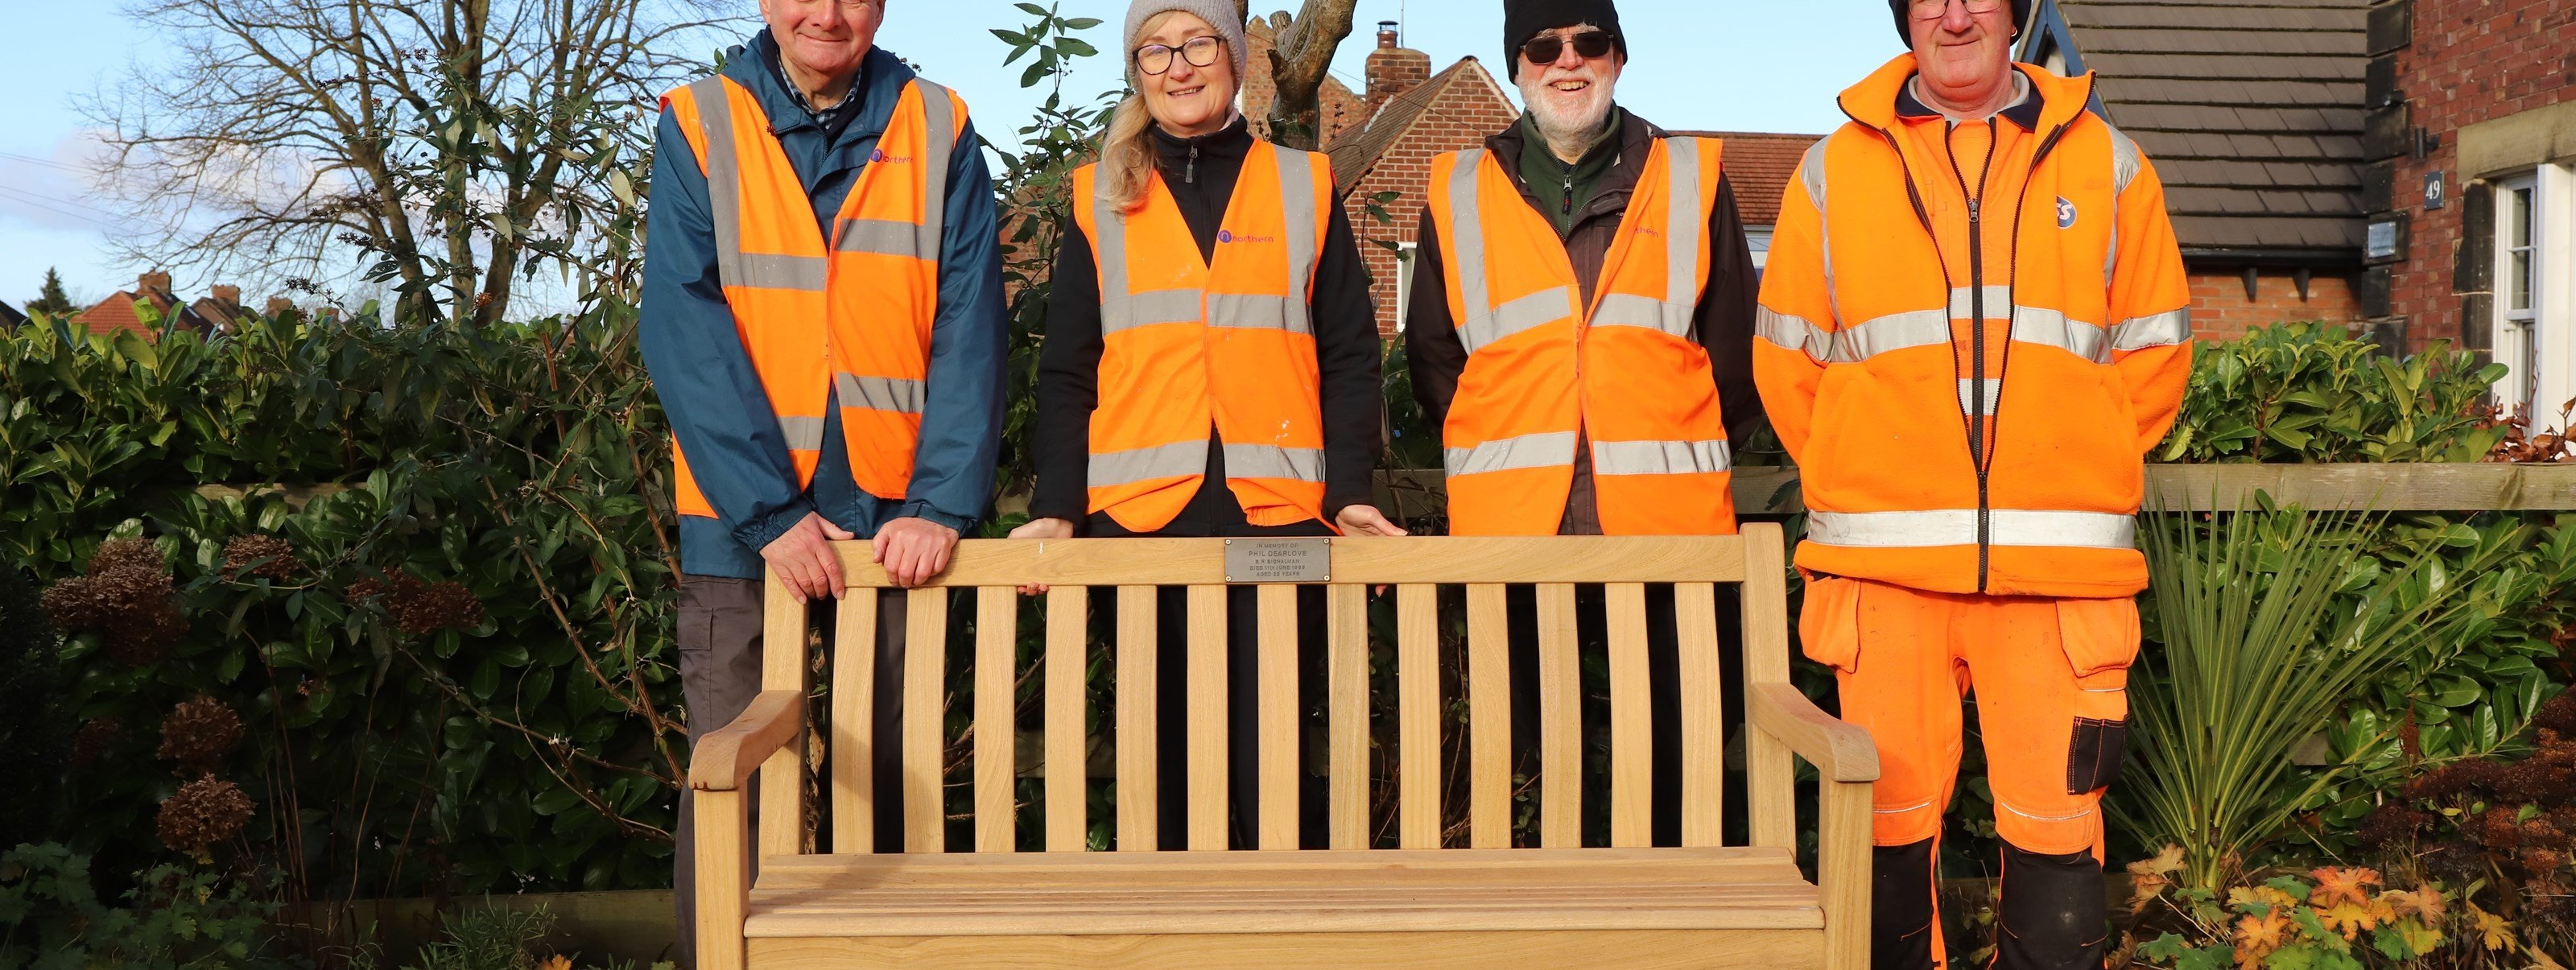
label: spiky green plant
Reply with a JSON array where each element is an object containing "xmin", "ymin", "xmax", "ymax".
[{"xmin": 2119, "ymin": 501, "xmax": 2500, "ymax": 890}]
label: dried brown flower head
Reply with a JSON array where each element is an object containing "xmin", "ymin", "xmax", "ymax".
[
  {"xmin": 70, "ymin": 717, "xmax": 122, "ymax": 768},
  {"xmin": 158, "ymin": 696, "xmax": 242, "ymax": 773},
  {"xmin": 221, "ymin": 535, "xmax": 302, "ymax": 580},
  {"xmin": 156, "ymin": 775, "xmax": 253, "ymax": 854},
  {"xmin": 386, "ymin": 576, "xmax": 484, "ymax": 634},
  {"xmin": 40, "ymin": 539, "xmax": 186, "ymax": 665}
]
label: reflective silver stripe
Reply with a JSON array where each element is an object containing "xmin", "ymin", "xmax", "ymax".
[
  {"xmin": 2109, "ymin": 308, "xmax": 2191, "ymax": 353},
  {"xmin": 1593, "ymin": 292, "xmax": 1691, "ymax": 337},
  {"xmin": 2011, "ymin": 308, "xmax": 2108, "ymax": 362},
  {"xmin": 1663, "ymin": 136, "xmax": 1706, "ymax": 311},
  {"xmin": 1842, "ymin": 309, "xmax": 1952, "ymax": 359},
  {"xmin": 1207, "ymin": 292, "xmax": 1310, "ymax": 335},
  {"xmin": 1102, "ymin": 289, "xmax": 1206, "ymax": 334},
  {"xmin": 2106, "ymin": 122, "xmax": 2142, "ymax": 196},
  {"xmin": 1805, "ymin": 509, "xmax": 2138, "ymax": 550},
  {"xmin": 733, "ymin": 253, "xmax": 829, "ymax": 291},
  {"xmin": 914, "ymin": 80, "xmax": 956, "ymax": 261},
  {"xmin": 836, "ymin": 218, "xmax": 924, "ymax": 257},
  {"xmin": 1461, "ymin": 287, "xmax": 1575, "ymax": 354},
  {"xmin": 1957, "ymin": 378, "xmax": 1997, "ymax": 416},
  {"xmin": 836, "ymin": 373, "xmax": 927, "ymax": 414},
  {"xmin": 1223, "ymin": 444, "xmax": 1325, "ymax": 483},
  {"xmin": 1799, "ymin": 134, "xmax": 1839, "ymax": 316},
  {"xmin": 1949, "ymin": 286, "xmax": 2016, "ymax": 320},
  {"xmin": 1445, "ymin": 430, "xmax": 1579, "ymax": 477},
  {"xmin": 1090, "ymin": 440, "xmax": 1208, "ymax": 488},
  {"xmin": 1757, "ymin": 307, "xmax": 1836, "ymax": 361},
  {"xmin": 1275, "ymin": 145, "xmax": 1321, "ymax": 301},
  {"xmin": 1446, "ymin": 150, "xmax": 1492, "ymax": 334},
  {"xmin": 1593, "ymin": 439, "xmax": 1732, "ymax": 477},
  {"xmin": 777, "ymin": 415, "xmax": 828, "ymax": 452}
]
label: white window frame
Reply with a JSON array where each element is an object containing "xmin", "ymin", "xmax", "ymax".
[
  {"xmin": 1393, "ymin": 240, "xmax": 1419, "ymax": 332},
  {"xmin": 1746, "ymin": 225, "xmax": 1775, "ymax": 274},
  {"xmin": 2494, "ymin": 166, "xmax": 2576, "ymax": 422}
]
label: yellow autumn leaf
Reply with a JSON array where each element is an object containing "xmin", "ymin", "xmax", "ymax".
[
  {"xmin": 539, "ymin": 956, "xmax": 573, "ymax": 970},
  {"xmin": 2471, "ymin": 902, "xmax": 2518, "ymax": 952},
  {"xmin": 2318, "ymin": 902, "xmax": 2382, "ymax": 940},
  {"xmin": 2128, "ymin": 844, "xmax": 2186, "ymax": 877},
  {"xmin": 2310, "ymin": 866, "xmax": 2380, "ymax": 909}
]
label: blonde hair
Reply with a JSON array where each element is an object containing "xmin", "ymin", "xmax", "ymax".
[
  {"xmin": 1099, "ymin": 9, "xmax": 1237, "ymax": 215},
  {"xmin": 1098, "ymin": 93, "xmax": 1160, "ymax": 216}
]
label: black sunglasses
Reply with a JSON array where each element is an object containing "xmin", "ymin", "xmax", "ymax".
[{"xmin": 1521, "ymin": 31, "xmax": 1616, "ymax": 66}]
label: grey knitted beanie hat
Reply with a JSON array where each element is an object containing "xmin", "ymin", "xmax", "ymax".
[{"xmin": 1123, "ymin": 0, "xmax": 1250, "ymax": 89}]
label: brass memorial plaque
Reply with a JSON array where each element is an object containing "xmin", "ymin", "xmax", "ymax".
[{"xmin": 1223, "ymin": 538, "xmax": 1331, "ymax": 584}]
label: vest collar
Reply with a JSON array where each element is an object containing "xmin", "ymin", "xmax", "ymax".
[
  {"xmin": 1896, "ymin": 72, "xmax": 2042, "ymax": 130},
  {"xmin": 1839, "ymin": 52, "xmax": 2095, "ymax": 135}
]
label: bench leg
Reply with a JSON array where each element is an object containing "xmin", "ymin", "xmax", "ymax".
[
  {"xmin": 1818, "ymin": 778, "xmax": 1872, "ymax": 969},
  {"xmin": 695, "ymin": 787, "xmax": 751, "ymax": 970}
]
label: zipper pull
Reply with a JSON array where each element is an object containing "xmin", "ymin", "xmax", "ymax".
[
  {"xmin": 1562, "ymin": 172, "xmax": 1575, "ymax": 217},
  {"xmin": 1188, "ymin": 142, "xmax": 1199, "ymax": 184},
  {"xmin": 1967, "ymin": 199, "xmax": 1980, "ymax": 224}
]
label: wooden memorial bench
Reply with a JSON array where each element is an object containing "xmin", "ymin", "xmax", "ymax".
[{"xmin": 689, "ymin": 523, "xmax": 1878, "ymax": 968}]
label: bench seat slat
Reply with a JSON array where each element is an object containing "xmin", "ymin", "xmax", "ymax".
[{"xmin": 741, "ymin": 848, "xmax": 1822, "ymax": 938}]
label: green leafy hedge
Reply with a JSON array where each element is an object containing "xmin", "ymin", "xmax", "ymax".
[{"xmin": 3, "ymin": 309, "xmax": 683, "ymax": 898}]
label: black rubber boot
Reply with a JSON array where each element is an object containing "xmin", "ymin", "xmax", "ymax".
[
  {"xmin": 1874, "ymin": 840, "xmax": 1940, "ymax": 970},
  {"xmin": 1992, "ymin": 844, "xmax": 2109, "ymax": 969}
]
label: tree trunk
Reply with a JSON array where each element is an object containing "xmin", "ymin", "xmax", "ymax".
[{"xmin": 1261, "ymin": 0, "xmax": 1358, "ymax": 151}]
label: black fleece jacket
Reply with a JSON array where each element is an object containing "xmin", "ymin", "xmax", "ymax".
[{"xmin": 1032, "ymin": 118, "xmax": 1384, "ymax": 537}]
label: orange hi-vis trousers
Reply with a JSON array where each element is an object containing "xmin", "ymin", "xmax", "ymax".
[{"xmin": 1801, "ymin": 576, "xmax": 2139, "ymax": 969}]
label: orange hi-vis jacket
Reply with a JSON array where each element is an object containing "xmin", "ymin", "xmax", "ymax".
[
  {"xmin": 658, "ymin": 73, "xmax": 967, "ymax": 520},
  {"xmin": 1426, "ymin": 136, "xmax": 1738, "ymax": 536},
  {"xmin": 1755, "ymin": 56, "xmax": 2193, "ymax": 598},
  {"xmin": 1069, "ymin": 140, "xmax": 1336, "ymax": 533}
]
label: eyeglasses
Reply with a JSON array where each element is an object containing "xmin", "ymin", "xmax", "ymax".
[
  {"xmin": 1908, "ymin": 0, "xmax": 2007, "ymax": 18},
  {"xmin": 1520, "ymin": 30, "xmax": 1616, "ymax": 66},
  {"xmin": 1134, "ymin": 35, "xmax": 1225, "ymax": 76}
]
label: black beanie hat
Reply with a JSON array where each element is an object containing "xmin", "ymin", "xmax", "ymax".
[
  {"xmin": 1889, "ymin": 0, "xmax": 2031, "ymax": 45},
  {"xmin": 1503, "ymin": 0, "xmax": 1628, "ymax": 80}
]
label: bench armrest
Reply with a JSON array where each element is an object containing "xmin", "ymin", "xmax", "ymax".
[
  {"xmin": 1747, "ymin": 683, "xmax": 1879, "ymax": 783},
  {"xmin": 688, "ymin": 690, "xmax": 806, "ymax": 792}
]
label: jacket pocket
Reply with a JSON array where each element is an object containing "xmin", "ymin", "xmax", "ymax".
[
  {"xmin": 1798, "ymin": 574, "xmax": 1864, "ymax": 674},
  {"xmin": 2058, "ymin": 596, "xmax": 2140, "ymax": 793}
]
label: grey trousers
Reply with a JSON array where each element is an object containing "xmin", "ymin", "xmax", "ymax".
[{"xmin": 671, "ymin": 576, "xmax": 908, "ymax": 967}]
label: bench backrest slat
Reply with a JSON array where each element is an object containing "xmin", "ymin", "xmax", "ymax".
[
  {"xmin": 831, "ymin": 592, "xmax": 876, "ymax": 855},
  {"xmin": 973, "ymin": 588, "xmax": 1017, "ymax": 852},
  {"xmin": 1395, "ymin": 584, "xmax": 1439, "ymax": 850},
  {"xmin": 765, "ymin": 530, "xmax": 1795, "ymax": 856},
  {"xmin": 1115, "ymin": 585, "xmax": 1157, "ymax": 851},
  {"xmin": 1044, "ymin": 587, "xmax": 1087, "ymax": 851}
]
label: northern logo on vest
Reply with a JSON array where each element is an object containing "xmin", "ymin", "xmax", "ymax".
[
  {"xmin": 1217, "ymin": 229, "xmax": 1275, "ymax": 245},
  {"xmin": 871, "ymin": 149, "xmax": 912, "ymax": 164},
  {"xmin": 2056, "ymin": 197, "xmax": 2079, "ymax": 229}
]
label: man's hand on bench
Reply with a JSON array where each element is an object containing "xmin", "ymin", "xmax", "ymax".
[
  {"xmin": 876, "ymin": 516, "xmax": 960, "ymax": 588},
  {"xmin": 763, "ymin": 512, "xmax": 856, "ymax": 603}
]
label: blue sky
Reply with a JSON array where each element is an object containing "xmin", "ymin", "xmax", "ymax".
[{"xmin": 0, "ymin": 1, "xmax": 1901, "ymax": 307}]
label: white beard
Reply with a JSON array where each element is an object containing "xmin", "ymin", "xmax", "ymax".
[{"xmin": 1519, "ymin": 77, "xmax": 1616, "ymax": 162}]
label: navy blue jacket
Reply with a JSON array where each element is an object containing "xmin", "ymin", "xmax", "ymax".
[{"xmin": 642, "ymin": 34, "xmax": 1005, "ymax": 580}]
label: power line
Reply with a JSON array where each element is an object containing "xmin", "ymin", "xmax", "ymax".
[
  {"xmin": 0, "ymin": 185, "xmax": 117, "ymax": 228},
  {"xmin": 0, "ymin": 178, "xmax": 120, "ymax": 217},
  {"xmin": 0, "ymin": 150, "xmax": 83, "ymax": 172}
]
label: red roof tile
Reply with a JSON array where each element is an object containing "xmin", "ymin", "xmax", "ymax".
[{"xmin": 1670, "ymin": 131, "xmax": 1825, "ymax": 228}]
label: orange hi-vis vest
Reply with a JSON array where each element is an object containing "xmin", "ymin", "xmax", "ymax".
[
  {"xmin": 658, "ymin": 73, "xmax": 966, "ymax": 521},
  {"xmin": 1427, "ymin": 136, "xmax": 1737, "ymax": 537},
  {"xmin": 1752, "ymin": 56, "xmax": 2194, "ymax": 598},
  {"xmin": 1070, "ymin": 139, "xmax": 1335, "ymax": 532}
]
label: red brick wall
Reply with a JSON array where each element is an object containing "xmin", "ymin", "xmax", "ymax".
[
  {"xmin": 1340, "ymin": 67, "xmax": 1522, "ymax": 337},
  {"xmin": 2380, "ymin": 0, "xmax": 2576, "ymax": 352},
  {"xmin": 2187, "ymin": 270, "xmax": 2365, "ymax": 342}
]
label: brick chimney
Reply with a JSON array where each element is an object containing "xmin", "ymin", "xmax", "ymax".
[
  {"xmin": 212, "ymin": 285, "xmax": 241, "ymax": 307},
  {"xmin": 139, "ymin": 270, "xmax": 173, "ymax": 295},
  {"xmin": 1364, "ymin": 22, "xmax": 1430, "ymax": 117},
  {"xmin": 266, "ymin": 297, "xmax": 296, "ymax": 316}
]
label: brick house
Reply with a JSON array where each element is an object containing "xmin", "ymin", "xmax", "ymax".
[
  {"xmin": 2019, "ymin": 0, "xmax": 2374, "ymax": 344},
  {"xmin": 2366, "ymin": 0, "xmax": 2576, "ymax": 418},
  {"xmin": 65, "ymin": 271, "xmax": 249, "ymax": 342}
]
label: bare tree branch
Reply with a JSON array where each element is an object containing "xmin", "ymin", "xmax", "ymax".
[{"xmin": 84, "ymin": 0, "xmax": 741, "ymax": 323}]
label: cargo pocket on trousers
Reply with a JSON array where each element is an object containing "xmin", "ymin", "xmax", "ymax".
[
  {"xmin": 1798, "ymin": 575, "xmax": 1864, "ymax": 675},
  {"xmin": 2058, "ymin": 596, "xmax": 2140, "ymax": 795}
]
